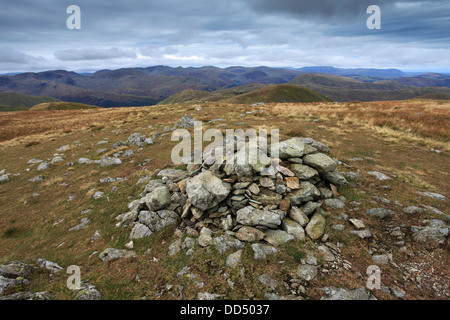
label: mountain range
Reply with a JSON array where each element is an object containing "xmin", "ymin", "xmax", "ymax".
[{"xmin": 1, "ymin": 66, "xmax": 450, "ymax": 109}]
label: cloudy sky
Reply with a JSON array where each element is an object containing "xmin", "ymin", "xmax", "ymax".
[{"xmin": 0, "ymin": 0, "xmax": 449, "ymax": 73}]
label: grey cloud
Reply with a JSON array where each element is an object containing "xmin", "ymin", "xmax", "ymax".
[
  {"xmin": 55, "ymin": 47, "xmax": 137, "ymax": 61},
  {"xmin": 0, "ymin": 46, "xmax": 43, "ymax": 64}
]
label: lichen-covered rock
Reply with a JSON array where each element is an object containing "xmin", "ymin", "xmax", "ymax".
[
  {"xmin": 303, "ymin": 153, "xmax": 336, "ymax": 173},
  {"xmin": 305, "ymin": 213, "xmax": 326, "ymax": 240},
  {"xmin": 289, "ymin": 182, "xmax": 321, "ymax": 205},
  {"xmin": 186, "ymin": 171, "xmax": 231, "ymax": 211},
  {"xmin": 99, "ymin": 248, "xmax": 136, "ymax": 263},
  {"xmin": 144, "ymin": 186, "xmax": 171, "ymax": 211},
  {"xmin": 236, "ymin": 206, "xmax": 283, "ymax": 229}
]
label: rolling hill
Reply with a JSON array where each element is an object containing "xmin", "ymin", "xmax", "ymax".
[
  {"xmin": 289, "ymin": 74, "xmax": 450, "ymax": 102},
  {"xmin": 0, "ymin": 92, "xmax": 61, "ymax": 111},
  {"xmin": 1, "ymin": 66, "xmax": 450, "ymax": 107}
]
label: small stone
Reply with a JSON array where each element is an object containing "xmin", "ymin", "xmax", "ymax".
[
  {"xmin": 349, "ymin": 219, "xmax": 365, "ymax": 229},
  {"xmin": 235, "ymin": 226, "xmax": 265, "ymax": 242},
  {"xmin": 296, "ymin": 265, "xmax": 318, "ymax": 282},
  {"xmin": 226, "ymin": 250, "xmax": 243, "ymax": 268},
  {"xmin": 305, "ymin": 213, "xmax": 326, "ymax": 240}
]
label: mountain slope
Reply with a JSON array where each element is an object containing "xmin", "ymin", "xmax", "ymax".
[
  {"xmin": 289, "ymin": 74, "xmax": 450, "ymax": 102},
  {"xmin": 0, "ymin": 92, "xmax": 60, "ymax": 111},
  {"xmin": 224, "ymin": 84, "xmax": 332, "ymax": 104}
]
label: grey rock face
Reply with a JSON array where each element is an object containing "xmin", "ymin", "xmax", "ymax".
[
  {"xmin": 264, "ymin": 229, "xmax": 295, "ymax": 246},
  {"xmin": 144, "ymin": 186, "xmax": 171, "ymax": 211},
  {"xmin": 321, "ymin": 170, "xmax": 348, "ymax": 186},
  {"xmin": 289, "ymin": 182, "xmax": 321, "ymax": 205},
  {"xmin": 275, "ymin": 138, "xmax": 306, "ymax": 159},
  {"xmin": 305, "ymin": 213, "xmax": 326, "ymax": 240},
  {"xmin": 236, "ymin": 206, "xmax": 283, "ymax": 229},
  {"xmin": 130, "ymin": 223, "xmax": 153, "ymax": 239},
  {"xmin": 226, "ymin": 250, "xmax": 243, "ymax": 268},
  {"xmin": 99, "ymin": 248, "xmax": 137, "ymax": 263},
  {"xmin": 324, "ymin": 198, "xmax": 345, "ymax": 209},
  {"xmin": 290, "ymin": 164, "xmax": 318, "ymax": 180},
  {"xmin": 74, "ymin": 281, "xmax": 102, "ymax": 300},
  {"xmin": 366, "ymin": 208, "xmax": 395, "ymax": 219},
  {"xmin": 100, "ymin": 157, "xmax": 122, "ymax": 167},
  {"xmin": 128, "ymin": 133, "xmax": 145, "ymax": 147},
  {"xmin": 186, "ymin": 171, "xmax": 230, "ymax": 211},
  {"xmin": 321, "ymin": 287, "xmax": 371, "ymax": 300},
  {"xmin": 303, "ymin": 153, "xmax": 336, "ymax": 173},
  {"xmin": 0, "ymin": 174, "xmax": 10, "ymax": 184},
  {"xmin": 297, "ymin": 265, "xmax": 318, "ymax": 281},
  {"xmin": 280, "ymin": 218, "xmax": 305, "ymax": 241},
  {"xmin": 179, "ymin": 114, "xmax": 196, "ymax": 128},
  {"xmin": 37, "ymin": 162, "xmax": 51, "ymax": 171},
  {"xmin": 138, "ymin": 210, "xmax": 179, "ymax": 232},
  {"xmin": 252, "ymin": 243, "xmax": 278, "ymax": 260}
]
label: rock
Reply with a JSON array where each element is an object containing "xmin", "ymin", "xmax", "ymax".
[
  {"xmin": 403, "ymin": 206, "xmax": 425, "ymax": 215},
  {"xmin": 185, "ymin": 171, "xmax": 230, "ymax": 211},
  {"xmin": 251, "ymin": 188, "xmax": 283, "ymax": 206},
  {"xmin": 321, "ymin": 287, "xmax": 370, "ymax": 300},
  {"xmin": 0, "ymin": 261, "xmax": 32, "ymax": 279},
  {"xmin": 248, "ymin": 183, "xmax": 260, "ymax": 195},
  {"xmin": 366, "ymin": 208, "xmax": 395, "ymax": 219},
  {"xmin": 157, "ymin": 169, "xmax": 187, "ymax": 181},
  {"xmin": 321, "ymin": 170, "xmax": 348, "ymax": 186},
  {"xmin": 258, "ymin": 274, "xmax": 281, "ymax": 291},
  {"xmin": 182, "ymin": 237, "xmax": 195, "ymax": 250},
  {"xmin": 93, "ymin": 191, "xmax": 104, "ymax": 200},
  {"xmin": 252, "ymin": 243, "xmax": 278, "ymax": 260},
  {"xmin": 281, "ymin": 218, "xmax": 305, "ymax": 241},
  {"xmin": 74, "ymin": 281, "xmax": 101, "ymax": 300},
  {"xmin": 168, "ymin": 239, "xmax": 182, "ymax": 256},
  {"xmin": 68, "ymin": 218, "xmax": 90, "ymax": 231},
  {"xmin": 349, "ymin": 219, "xmax": 365, "ymax": 229},
  {"xmin": 37, "ymin": 259, "xmax": 63, "ymax": 273},
  {"xmin": 100, "ymin": 157, "xmax": 122, "ymax": 167},
  {"xmin": 411, "ymin": 220, "xmax": 449, "ymax": 247},
  {"xmin": 198, "ymin": 227, "xmax": 213, "ymax": 247},
  {"xmin": 303, "ymin": 153, "xmax": 336, "ymax": 173},
  {"xmin": 235, "ymin": 226, "xmax": 265, "ymax": 242},
  {"xmin": 0, "ymin": 291, "xmax": 50, "ymax": 300},
  {"xmin": 128, "ymin": 133, "xmax": 145, "ymax": 147},
  {"xmin": 289, "ymin": 182, "xmax": 321, "ymax": 205},
  {"xmin": 289, "ymin": 207, "xmax": 309, "ymax": 226},
  {"xmin": 226, "ymin": 250, "xmax": 243, "ymax": 268},
  {"xmin": 305, "ymin": 213, "xmax": 326, "ymax": 240},
  {"xmin": 296, "ymin": 265, "xmax": 318, "ymax": 282},
  {"xmin": 264, "ymin": 229, "xmax": 295, "ymax": 246},
  {"xmin": 348, "ymin": 230, "xmax": 372, "ymax": 238},
  {"xmin": 290, "ymin": 164, "xmax": 318, "ymax": 180},
  {"xmin": 372, "ymin": 254, "xmax": 389, "ymax": 265},
  {"xmin": 197, "ymin": 292, "xmax": 223, "ymax": 300},
  {"xmin": 214, "ymin": 236, "xmax": 244, "ymax": 255},
  {"xmin": 417, "ymin": 192, "xmax": 446, "ymax": 201},
  {"xmin": 179, "ymin": 114, "xmax": 196, "ymax": 128},
  {"xmin": 57, "ymin": 145, "xmax": 70, "ymax": 152},
  {"xmin": 77, "ymin": 158, "xmax": 91, "ymax": 165},
  {"xmin": 144, "ymin": 186, "xmax": 171, "ymax": 211},
  {"xmin": 368, "ymin": 171, "xmax": 391, "ymax": 181},
  {"xmin": 276, "ymin": 138, "xmax": 306, "ymax": 159},
  {"xmin": 236, "ymin": 206, "xmax": 283, "ymax": 229},
  {"xmin": 37, "ymin": 162, "xmax": 50, "ymax": 171},
  {"xmin": 99, "ymin": 248, "xmax": 136, "ymax": 263},
  {"xmin": 0, "ymin": 276, "xmax": 29, "ymax": 295},
  {"xmin": 285, "ymin": 177, "xmax": 300, "ymax": 190},
  {"xmin": 300, "ymin": 201, "xmax": 322, "ymax": 215},
  {"xmin": 113, "ymin": 141, "xmax": 126, "ymax": 149},
  {"xmin": 324, "ymin": 198, "xmax": 345, "ymax": 209},
  {"xmin": 318, "ymin": 245, "xmax": 335, "ymax": 262},
  {"xmin": 130, "ymin": 223, "xmax": 153, "ymax": 239},
  {"xmin": 51, "ymin": 156, "xmax": 64, "ymax": 164},
  {"xmin": 138, "ymin": 210, "xmax": 179, "ymax": 232},
  {"xmin": 29, "ymin": 175, "xmax": 43, "ymax": 182},
  {"xmin": 0, "ymin": 174, "xmax": 10, "ymax": 184}
]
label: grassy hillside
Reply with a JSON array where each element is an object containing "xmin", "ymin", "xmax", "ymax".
[
  {"xmin": 0, "ymin": 92, "xmax": 60, "ymax": 110},
  {"xmin": 158, "ymin": 83, "xmax": 268, "ymax": 105},
  {"xmin": 29, "ymin": 102, "xmax": 101, "ymax": 111},
  {"xmin": 224, "ymin": 84, "xmax": 333, "ymax": 104},
  {"xmin": 289, "ymin": 74, "xmax": 450, "ymax": 102}
]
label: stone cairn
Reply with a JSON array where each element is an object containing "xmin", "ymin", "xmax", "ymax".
[{"xmin": 115, "ymin": 136, "xmax": 348, "ymax": 250}]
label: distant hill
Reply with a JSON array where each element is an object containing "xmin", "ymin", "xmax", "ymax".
[
  {"xmin": 289, "ymin": 73, "xmax": 450, "ymax": 102},
  {"xmin": 158, "ymin": 83, "xmax": 268, "ymax": 105},
  {"xmin": 0, "ymin": 92, "xmax": 60, "ymax": 111},
  {"xmin": 223, "ymin": 84, "xmax": 332, "ymax": 104},
  {"xmin": 1, "ymin": 66, "xmax": 450, "ymax": 107},
  {"xmin": 29, "ymin": 102, "xmax": 101, "ymax": 111},
  {"xmin": 293, "ymin": 66, "xmax": 405, "ymax": 78}
]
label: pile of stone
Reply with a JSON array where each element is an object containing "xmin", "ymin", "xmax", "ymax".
[{"xmin": 116, "ymin": 135, "xmax": 349, "ymax": 249}]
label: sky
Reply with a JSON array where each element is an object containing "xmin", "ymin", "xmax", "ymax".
[{"xmin": 0, "ymin": 0, "xmax": 449, "ymax": 73}]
